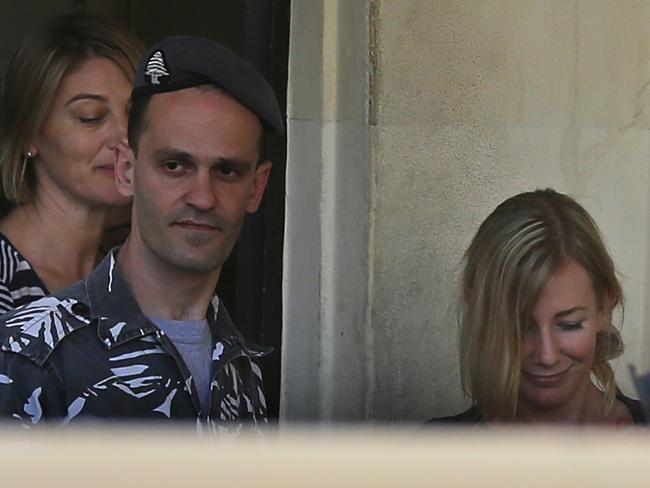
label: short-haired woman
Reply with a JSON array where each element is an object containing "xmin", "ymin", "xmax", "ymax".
[{"xmin": 0, "ymin": 13, "xmax": 143, "ymax": 313}]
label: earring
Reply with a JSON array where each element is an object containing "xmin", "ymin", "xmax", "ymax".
[{"xmin": 26, "ymin": 151, "xmax": 33, "ymax": 158}]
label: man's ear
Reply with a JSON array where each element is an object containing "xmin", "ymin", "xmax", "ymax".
[
  {"xmin": 246, "ymin": 160, "xmax": 272, "ymax": 213},
  {"xmin": 115, "ymin": 142, "xmax": 136, "ymax": 198}
]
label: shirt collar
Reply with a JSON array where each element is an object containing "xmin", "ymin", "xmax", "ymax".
[
  {"xmin": 85, "ymin": 251, "xmax": 156, "ymax": 348},
  {"xmin": 86, "ymin": 250, "xmax": 270, "ymax": 357}
]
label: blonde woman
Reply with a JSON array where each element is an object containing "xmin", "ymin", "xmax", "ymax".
[
  {"xmin": 431, "ymin": 189, "xmax": 644, "ymax": 425},
  {"xmin": 0, "ymin": 14, "xmax": 143, "ymax": 313}
]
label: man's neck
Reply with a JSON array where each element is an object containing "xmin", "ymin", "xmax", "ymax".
[{"xmin": 116, "ymin": 236, "xmax": 221, "ymax": 321}]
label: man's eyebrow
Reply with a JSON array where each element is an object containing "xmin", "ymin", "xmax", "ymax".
[
  {"xmin": 151, "ymin": 147, "xmax": 196, "ymax": 163},
  {"xmin": 65, "ymin": 93, "xmax": 107, "ymax": 106},
  {"xmin": 150, "ymin": 148, "xmax": 256, "ymax": 168},
  {"xmin": 216, "ymin": 157, "xmax": 255, "ymax": 169},
  {"xmin": 554, "ymin": 306, "xmax": 586, "ymax": 318}
]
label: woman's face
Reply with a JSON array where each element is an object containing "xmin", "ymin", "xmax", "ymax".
[
  {"xmin": 519, "ymin": 259, "xmax": 605, "ymax": 413},
  {"xmin": 29, "ymin": 56, "xmax": 132, "ymax": 208}
]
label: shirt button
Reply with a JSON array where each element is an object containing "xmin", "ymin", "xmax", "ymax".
[{"xmin": 71, "ymin": 302, "xmax": 89, "ymax": 317}]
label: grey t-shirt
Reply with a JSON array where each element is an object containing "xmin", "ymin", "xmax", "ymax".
[{"xmin": 151, "ymin": 317, "xmax": 212, "ymax": 415}]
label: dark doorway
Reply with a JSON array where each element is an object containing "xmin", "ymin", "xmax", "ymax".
[{"xmin": 0, "ymin": 0, "xmax": 289, "ymax": 419}]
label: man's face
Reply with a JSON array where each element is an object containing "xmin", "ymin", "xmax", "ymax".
[{"xmin": 118, "ymin": 87, "xmax": 271, "ymax": 275}]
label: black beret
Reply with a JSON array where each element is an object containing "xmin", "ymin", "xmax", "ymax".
[{"xmin": 132, "ymin": 35, "xmax": 284, "ymax": 133}]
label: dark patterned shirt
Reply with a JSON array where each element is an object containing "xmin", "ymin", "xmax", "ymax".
[
  {"xmin": 0, "ymin": 233, "xmax": 48, "ymax": 314},
  {"xmin": 0, "ymin": 251, "xmax": 270, "ymax": 432}
]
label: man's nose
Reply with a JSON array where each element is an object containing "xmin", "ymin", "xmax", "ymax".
[{"xmin": 185, "ymin": 171, "xmax": 217, "ymax": 210}]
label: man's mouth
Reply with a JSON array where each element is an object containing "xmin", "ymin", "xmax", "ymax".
[{"xmin": 174, "ymin": 220, "xmax": 219, "ymax": 231}]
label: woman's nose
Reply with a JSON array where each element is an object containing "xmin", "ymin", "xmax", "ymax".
[
  {"xmin": 534, "ymin": 329, "xmax": 560, "ymax": 366},
  {"xmin": 116, "ymin": 110, "xmax": 128, "ymax": 142},
  {"xmin": 108, "ymin": 111, "xmax": 129, "ymax": 148}
]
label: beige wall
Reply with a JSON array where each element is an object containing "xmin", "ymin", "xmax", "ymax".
[
  {"xmin": 283, "ymin": 0, "xmax": 373, "ymax": 421},
  {"xmin": 284, "ymin": 0, "xmax": 650, "ymax": 422}
]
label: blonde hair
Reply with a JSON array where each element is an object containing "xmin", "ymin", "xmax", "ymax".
[
  {"xmin": 0, "ymin": 13, "xmax": 144, "ymax": 204},
  {"xmin": 460, "ymin": 189, "xmax": 624, "ymax": 421}
]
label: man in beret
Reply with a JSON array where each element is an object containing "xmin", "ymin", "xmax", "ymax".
[{"xmin": 0, "ymin": 36, "xmax": 283, "ymax": 430}]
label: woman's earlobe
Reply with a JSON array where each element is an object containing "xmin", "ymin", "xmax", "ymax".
[{"xmin": 25, "ymin": 144, "xmax": 38, "ymax": 159}]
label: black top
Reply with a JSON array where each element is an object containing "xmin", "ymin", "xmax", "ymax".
[{"xmin": 428, "ymin": 392, "xmax": 647, "ymax": 425}]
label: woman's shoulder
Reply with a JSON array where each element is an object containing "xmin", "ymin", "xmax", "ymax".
[
  {"xmin": 0, "ymin": 233, "xmax": 25, "ymax": 279},
  {"xmin": 0, "ymin": 233, "xmax": 48, "ymax": 312},
  {"xmin": 0, "ymin": 233, "xmax": 33, "ymax": 279},
  {"xmin": 616, "ymin": 392, "xmax": 647, "ymax": 425},
  {"xmin": 426, "ymin": 405, "xmax": 484, "ymax": 425}
]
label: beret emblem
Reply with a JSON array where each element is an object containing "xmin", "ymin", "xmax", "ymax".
[{"xmin": 144, "ymin": 50, "xmax": 170, "ymax": 85}]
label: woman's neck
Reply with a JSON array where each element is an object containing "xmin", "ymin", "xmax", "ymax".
[
  {"xmin": 0, "ymin": 197, "xmax": 120, "ymax": 292},
  {"xmin": 515, "ymin": 382, "xmax": 607, "ymax": 424}
]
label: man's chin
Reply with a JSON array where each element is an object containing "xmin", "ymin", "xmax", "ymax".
[
  {"xmin": 172, "ymin": 257, "xmax": 223, "ymax": 274},
  {"xmin": 154, "ymin": 247, "xmax": 224, "ymax": 275}
]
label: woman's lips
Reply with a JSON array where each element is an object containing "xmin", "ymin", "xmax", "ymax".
[
  {"xmin": 522, "ymin": 367, "xmax": 572, "ymax": 387},
  {"xmin": 96, "ymin": 164, "xmax": 115, "ymax": 176}
]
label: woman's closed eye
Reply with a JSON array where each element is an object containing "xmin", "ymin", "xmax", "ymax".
[
  {"xmin": 559, "ymin": 321, "xmax": 584, "ymax": 331},
  {"xmin": 78, "ymin": 114, "xmax": 105, "ymax": 124}
]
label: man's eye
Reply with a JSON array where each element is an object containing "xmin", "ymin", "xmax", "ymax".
[
  {"xmin": 217, "ymin": 165, "xmax": 239, "ymax": 178},
  {"xmin": 162, "ymin": 161, "xmax": 186, "ymax": 173}
]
